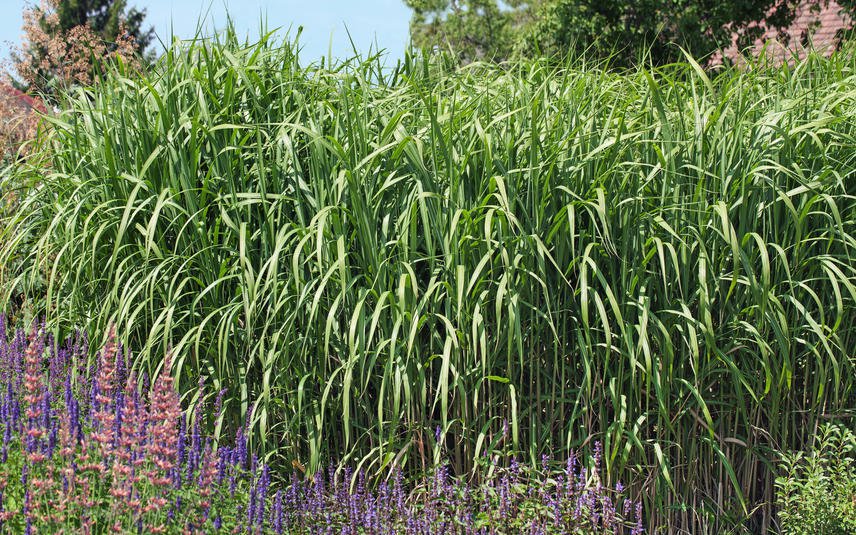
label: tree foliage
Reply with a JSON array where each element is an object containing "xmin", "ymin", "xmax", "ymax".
[
  {"xmin": 405, "ymin": 0, "xmax": 524, "ymax": 61},
  {"xmin": 405, "ymin": 0, "xmax": 855, "ymax": 65},
  {"xmin": 12, "ymin": 0, "xmax": 152, "ymax": 96},
  {"xmin": 51, "ymin": 0, "xmax": 153, "ymax": 50}
]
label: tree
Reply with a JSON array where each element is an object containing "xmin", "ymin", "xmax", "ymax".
[
  {"xmin": 53, "ymin": 0, "xmax": 153, "ymax": 50},
  {"xmin": 404, "ymin": 0, "xmax": 525, "ymax": 61},
  {"xmin": 405, "ymin": 0, "xmax": 855, "ymax": 66},
  {"xmin": 12, "ymin": 0, "xmax": 153, "ymax": 96}
]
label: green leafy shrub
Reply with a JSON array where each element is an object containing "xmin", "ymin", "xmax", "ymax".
[{"xmin": 776, "ymin": 424, "xmax": 856, "ymax": 535}]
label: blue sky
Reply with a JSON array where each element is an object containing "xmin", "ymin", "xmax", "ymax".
[{"xmin": 1, "ymin": 1, "xmax": 413, "ymax": 67}]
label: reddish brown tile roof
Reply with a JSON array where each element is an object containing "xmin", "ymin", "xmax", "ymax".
[
  {"xmin": 716, "ymin": 0, "xmax": 852, "ymax": 64},
  {"xmin": 0, "ymin": 84, "xmax": 46, "ymax": 113}
]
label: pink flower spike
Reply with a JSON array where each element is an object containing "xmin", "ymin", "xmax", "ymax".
[
  {"xmin": 92, "ymin": 325, "xmax": 119, "ymax": 459},
  {"xmin": 146, "ymin": 352, "xmax": 181, "ymax": 488}
]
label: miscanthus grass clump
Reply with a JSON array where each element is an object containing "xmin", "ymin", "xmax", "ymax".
[
  {"xmin": 0, "ymin": 317, "xmax": 643, "ymax": 534},
  {"xmin": 2, "ymin": 23, "xmax": 854, "ymax": 531}
]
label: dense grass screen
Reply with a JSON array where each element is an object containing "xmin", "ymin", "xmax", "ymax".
[{"xmin": 2, "ymin": 30, "xmax": 855, "ymax": 530}]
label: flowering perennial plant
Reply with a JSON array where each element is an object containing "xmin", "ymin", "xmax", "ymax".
[
  {"xmin": 0, "ymin": 318, "xmax": 644, "ymax": 533},
  {"xmin": 0, "ymin": 319, "xmax": 251, "ymax": 533},
  {"xmin": 270, "ymin": 447, "xmax": 644, "ymax": 534}
]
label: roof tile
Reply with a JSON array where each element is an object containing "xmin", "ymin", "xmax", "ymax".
[{"xmin": 716, "ymin": 0, "xmax": 852, "ymax": 64}]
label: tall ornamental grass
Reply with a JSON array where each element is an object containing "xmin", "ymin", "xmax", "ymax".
[{"xmin": 1, "ymin": 28, "xmax": 855, "ymax": 532}]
